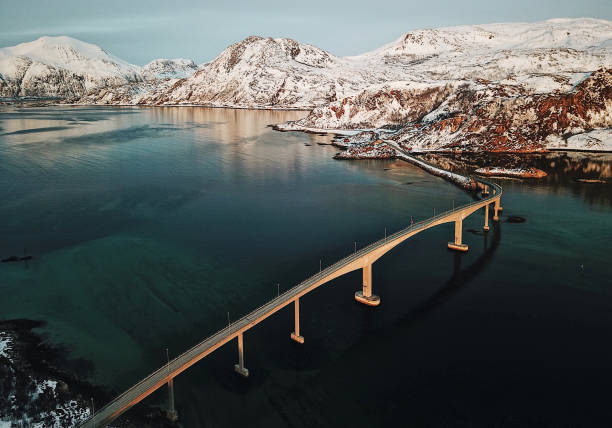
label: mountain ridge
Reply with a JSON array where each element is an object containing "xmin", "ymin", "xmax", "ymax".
[
  {"xmin": 1, "ymin": 19, "xmax": 610, "ymax": 152},
  {"xmin": 0, "ymin": 36, "xmax": 198, "ymax": 99}
]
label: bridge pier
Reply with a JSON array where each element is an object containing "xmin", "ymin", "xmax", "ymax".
[
  {"xmin": 482, "ymin": 184, "xmax": 490, "ymax": 196},
  {"xmin": 483, "ymin": 203, "xmax": 490, "ymax": 232},
  {"xmin": 448, "ymin": 218, "xmax": 468, "ymax": 251},
  {"xmin": 166, "ymin": 379, "xmax": 178, "ymax": 422},
  {"xmin": 234, "ymin": 333, "xmax": 249, "ymax": 377},
  {"xmin": 355, "ymin": 263, "xmax": 380, "ymax": 306},
  {"xmin": 493, "ymin": 199, "xmax": 502, "ymax": 221},
  {"xmin": 290, "ymin": 298, "xmax": 304, "ymax": 343}
]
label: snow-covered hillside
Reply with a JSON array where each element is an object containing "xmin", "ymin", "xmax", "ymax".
[
  {"xmin": 142, "ymin": 58, "xmax": 198, "ymax": 79},
  {"xmin": 78, "ymin": 18, "xmax": 611, "ymax": 112},
  {"xmin": 2, "ymin": 19, "xmax": 611, "ymax": 152},
  {"xmin": 0, "ymin": 36, "xmax": 197, "ymax": 99},
  {"xmin": 116, "ymin": 35, "xmax": 394, "ymax": 107},
  {"xmin": 364, "ymin": 18, "xmax": 611, "ymax": 57},
  {"xmin": 287, "ymin": 18, "xmax": 612, "ymax": 129},
  {"xmin": 278, "ymin": 18, "xmax": 612, "ymax": 152}
]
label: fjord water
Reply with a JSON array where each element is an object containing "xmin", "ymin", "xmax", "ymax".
[{"xmin": 1, "ymin": 106, "xmax": 612, "ymax": 427}]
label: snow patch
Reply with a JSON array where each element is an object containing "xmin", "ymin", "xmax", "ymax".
[
  {"xmin": 0, "ymin": 333, "xmax": 12, "ymax": 361},
  {"xmin": 547, "ymin": 129, "xmax": 612, "ymax": 151}
]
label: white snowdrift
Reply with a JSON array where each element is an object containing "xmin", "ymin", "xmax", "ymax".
[{"xmin": 547, "ymin": 129, "xmax": 612, "ymax": 151}]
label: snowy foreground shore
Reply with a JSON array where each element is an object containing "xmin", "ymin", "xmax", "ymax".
[
  {"xmin": 0, "ymin": 320, "xmax": 92, "ymax": 427},
  {"xmin": 0, "ymin": 320, "xmax": 174, "ymax": 428}
]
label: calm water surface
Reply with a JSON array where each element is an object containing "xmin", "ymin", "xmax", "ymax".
[{"xmin": 1, "ymin": 106, "xmax": 611, "ymax": 427}]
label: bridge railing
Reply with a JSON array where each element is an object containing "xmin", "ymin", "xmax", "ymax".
[
  {"xmin": 83, "ymin": 177, "xmax": 501, "ymax": 426},
  {"xmin": 181, "ymin": 178, "xmax": 502, "ymax": 371},
  {"xmin": 228, "ymin": 177, "xmax": 501, "ymax": 336}
]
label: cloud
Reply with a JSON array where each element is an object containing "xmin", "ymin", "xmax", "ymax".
[{"xmin": 0, "ymin": 15, "xmax": 171, "ymax": 39}]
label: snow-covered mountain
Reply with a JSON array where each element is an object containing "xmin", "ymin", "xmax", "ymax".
[
  {"xmin": 2, "ymin": 19, "xmax": 611, "ymax": 152},
  {"xmin": 0, "ymin": 36, "xmax": 140, "ymax": 98},
  {"xmin": 277, "ymin": 18, "xmax": 612, "ymax": 152},
  {"xmin": 286, "ymin": 18, "xmax": 612, "ymax": 128},
  {"xmin": 103, "ymin": 35, "xmax": 393, "ymax": 107},
  {"xmin": 0, "ymin": 36, "xmax": 197, "ymax": 99},
  {"xmin": 142, "ymin": 58, "xmax": 198, "ymax": 79},
  {"xmin": 392, "ymin": 68, "xmax": 611, "ymax": 152},
  {"xmin": 366, "ymin": 18, "xmax": 611, "ymax": 57}
]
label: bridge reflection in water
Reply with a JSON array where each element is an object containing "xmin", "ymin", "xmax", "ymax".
[{"xmin": 80, "ymin": 175, "xmax": 503, "ymax": 428}]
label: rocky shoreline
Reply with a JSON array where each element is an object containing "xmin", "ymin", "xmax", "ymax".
[
  {"xmin": 0, "ymin": 319, "xmax": 176, "ymax": 428},
  {"xmin": 474, "ymin": 167, "xmax": 547, "ymax": 179},
  {"xmin": 326, "ymin": 132, "xmax": 611, "ymax": 188}
]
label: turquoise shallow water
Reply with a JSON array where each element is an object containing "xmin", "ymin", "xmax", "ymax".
[{"xmin": 1, "ymin": 106, "xmax": 612, "ymax": 427}]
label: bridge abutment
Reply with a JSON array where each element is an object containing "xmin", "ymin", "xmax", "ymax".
[
  {"xmin": 234, "ymin": 333, "xmax": 249, "ymax": 377},
  {"xmin": 355, "ymin": 263, "xmax": 380, "ymax": 306},
  {"xmin": 448, "ymin": 218, "xmax": 469, "ymax": 251},
  {"xmin": 290, "ymin": 298, "xmax": 304, "ymax": 343}
]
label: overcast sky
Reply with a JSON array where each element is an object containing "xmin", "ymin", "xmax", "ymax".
[{"xmin": 1, "ymin": 0, "xmax": 610, "ymax": 65}]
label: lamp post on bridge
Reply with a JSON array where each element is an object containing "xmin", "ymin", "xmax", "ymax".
[
  {"xmin": 166, "ymin": 348, "xmax": 177, "ymax": 421},
  {"xmin": 91, "ymin": 397, "xmax": 95, "ymax": 428}
]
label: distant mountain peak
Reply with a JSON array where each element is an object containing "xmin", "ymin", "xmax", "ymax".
[
  {"xmin": 142, "ymin": 58, "xmax": 198, "ymax": 79},
  {"xmin": 209, "ymin": 35, "xmax": 337, "ymax": 74},
  {"xmin": 0, "ymin": 35, "xmax": 200, "ymax": 98},
  {"xmin": 370, "ymin": 17, "xmax": 612, "ymax": 57}
]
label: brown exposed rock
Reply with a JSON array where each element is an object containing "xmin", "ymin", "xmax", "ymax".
[
  {"xmin": 294, "ymin": 84, "xmax": 454, "ymax": 130},
  {"xmin": 392, "ymin": 68, "xmax": 612, "ymax": 152},
  {"xmin": 333, "ymin": 139, "xmax": 396, "ymax": 159}
]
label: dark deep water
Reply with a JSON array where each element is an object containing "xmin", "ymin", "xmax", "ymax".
[{"xmin": 1, "ymin": 106, "xmax": 612, "ymax": 427}]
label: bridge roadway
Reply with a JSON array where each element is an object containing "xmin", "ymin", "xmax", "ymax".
[{"xmin": 81, "ymin": 160, "xmax": 502, "ymax": 427}]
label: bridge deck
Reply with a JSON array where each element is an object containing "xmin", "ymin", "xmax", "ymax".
[{"xmin": 81, "ymin": 162, "xmax": 502, "ymax": 427}]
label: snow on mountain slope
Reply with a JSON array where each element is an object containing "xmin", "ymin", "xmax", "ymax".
[
  {"xmin": 1, "ymin": 19, "xmax": 611, "ymax": 152},
  {"xmin": 142, "ymin": 58, "xmax": 198, "ymax": 79},
  {"xmin": 342, "ymin": 18, "xmax": 612, "ymax": 93},
  {"xmin": 0, "ymin": 36, "xmax": 142, "ymax": 97},
  {"xmin": 128, "ymin": 35, "xmax": 388, "ymax": 108},
  {"xmin": 0, "ymin": 36, "xmax": 139, "ymax": 78},
  {"xmin": 338, "ymin": 67, "xmax": 611, "ymax": 154},
  {"xmin": 547, "ymin": 128, "xmax": 612, "ymax": 151},
  {"xmin": 0, "ymin": 36, "xmax": 197, "ymax": 99},
  {"xmin": 278, "ymin": 18, "xmax": 612, "ymax": 151},
  {"xmin": 125, "ymin": 18, "xmax": 611, "ymax": 111},
  {"xmin": 362, "ymin": 18, "xmax": 611, "ymax": 58},
  {"xmin": 389, "ymin": 67, "xmax": 611, "ymax": 152},
  {"xmin": 277, "ymin": 81, "xmax": 456, "ymax": 130}
]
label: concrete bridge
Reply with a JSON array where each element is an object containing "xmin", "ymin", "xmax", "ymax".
[{"xmin": 80, "ymin": 164, "xmax": 502, "ymax": 427}]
